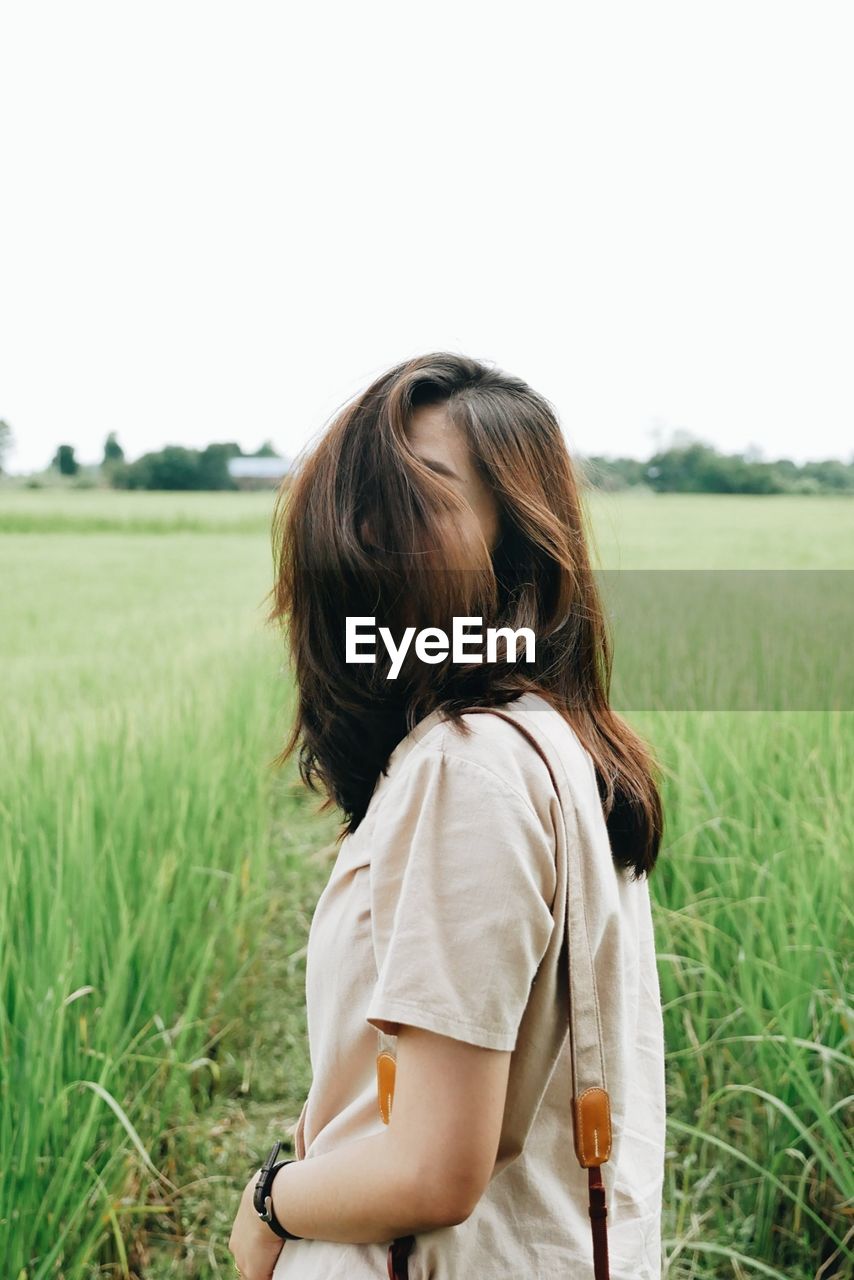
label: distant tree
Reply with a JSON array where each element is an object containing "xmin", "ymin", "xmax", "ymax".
[
  {"xmin": 644, "ymin": 442, "xmax": 778, "ymax": 493},
  {"xmin": 773, "ymin": 458, "xmax": 798, "ymax": 477},
  {"xmin": 111, "ymin": 441, "xmax": 242, "ymax": 490},
  {"xmin": 800, "ymin": 458, "xmax": 854, "ymax": 492},
  {"xmin": 0, "ymin": 419, "xmax": 13, "ymax": 473},
  {"xmin": 581, "ymin": 440, "xmax": 854, "ymax": 494},
  {"xmin": 102, "ymin": 432, "xmax": 125, "ymax": 465},
  {"xmin": 118, "ymin": 446, "xmax": 199, "ymax": 490},
  {"xmin": 51, "ymin": 444, "xmax": 79, "ymax": 476},
  {"xmin": 197, "ymin": 442, "xmax": 241, "ymax": 490},
  {"xmin": 580, "ymin": 455, "xmax": 648, "ymax": 491},
  {"xmin": 251, "ymin": 439, "xmax": 280, "ymax": 457}
]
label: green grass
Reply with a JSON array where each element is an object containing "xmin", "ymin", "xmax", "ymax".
[
  {"xmin": 588, "ymin": 490, "xmax": 854, "ymax": 569},
  {"xmin": 0, "ymin": 487, "xmax": 275, "ymax": 535},
  {"xmin": 0, "ymin": 489, "xmax": 851, "ymax": 1278},
  {"xmin": 3, "ymin": 486, "xmax": 854, "ymax": 565}
]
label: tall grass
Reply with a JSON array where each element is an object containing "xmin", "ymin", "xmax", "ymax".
[
  {"xmin": 0, "ymin": 525, "xmax": 305, "ymax": 1276},
  {"xmin": 648, "ymin": 710, "xmax": 853, "ymax": 1275},
  {"xmin": 0, "ymin": 492, "xmax": 851, "ymax": 1277},
  {"xmin": 1, "ymin": 663, "xmax": 279, "ymax": 1274}
]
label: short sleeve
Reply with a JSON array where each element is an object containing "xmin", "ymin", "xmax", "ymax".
[{"xmin": 365, "ymin": 744, "xmax": 557, "ymax": 1052}]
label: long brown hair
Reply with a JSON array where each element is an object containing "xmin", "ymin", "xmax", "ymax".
[{"xmin": 266, "ymin": 352, "xmax": 663, "ymax": 878}]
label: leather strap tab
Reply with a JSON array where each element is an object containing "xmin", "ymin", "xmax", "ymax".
[
  {"xmin": 573, "ymin": 1086, "xmax": 613, "ymax": 1166},
  {"xmin": 377, "ymin": 1049, "xmax": 396, "ymax": 1126}
]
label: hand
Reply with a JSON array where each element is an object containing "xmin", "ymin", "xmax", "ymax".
[{"xmin": 228, "ymin": 1167, "xmax": 285, "ymax": 1280}]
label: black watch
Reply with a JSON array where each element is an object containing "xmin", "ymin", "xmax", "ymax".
[{"xmin": 253, "ymin": 1139, "xmax": 303, "ymax": 1241}]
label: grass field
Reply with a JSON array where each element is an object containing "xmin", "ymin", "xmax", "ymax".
[{"xmin": 1, "ymin": 489, "xmax": 851, "ymax": 1279}]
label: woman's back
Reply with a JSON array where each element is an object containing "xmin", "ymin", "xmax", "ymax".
[{"xmin": 275, "ymin": 690, "xmax": 665, "ymax": 1280}]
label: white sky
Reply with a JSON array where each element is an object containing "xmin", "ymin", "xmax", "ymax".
[{"xmin": 1, "ymin": 1, "xmax": 852, "ymax": 474}]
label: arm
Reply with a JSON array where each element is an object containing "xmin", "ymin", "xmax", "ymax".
[{"xmin": 271, "ymin": 1024, "xmax": 512, "ymax": 1244}]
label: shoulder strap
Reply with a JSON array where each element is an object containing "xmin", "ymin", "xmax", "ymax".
[
  {"xmin": 378, "ymin": 703, "xmax": 612, "ymax": 1280},
  {"xmin": 462, "ymin": 705, "xmax": 611, "ymax": 1279}
]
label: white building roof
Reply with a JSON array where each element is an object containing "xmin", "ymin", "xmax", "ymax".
[{"xmin": 227, "ymin": 455, "xmax": 290, "ymax": 478}]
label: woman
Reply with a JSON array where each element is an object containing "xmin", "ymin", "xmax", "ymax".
[{"xmin": 229, "ymin": 352, "xmax": 667, "ymax": 1279}]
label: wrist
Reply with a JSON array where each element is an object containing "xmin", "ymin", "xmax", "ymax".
[
  {"xmin": 252, "ymin": 1141, "xmax": 304, "ymax": 1241},
  {"xmin": 270, "ymin": 1160, "xmax": 303, "ymax": 1240}
]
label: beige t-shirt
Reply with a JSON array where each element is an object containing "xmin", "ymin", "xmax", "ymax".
[{"xmin": 273, "ymin": 690, "xmax": 666, "ymax": 1280}]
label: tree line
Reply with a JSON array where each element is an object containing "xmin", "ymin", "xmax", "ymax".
[
  {"xmin": 0, "ymin": 429, "xmax": 282, "ymax": 490},
  {"xmin": 582, "ymin": 440, "xmax": 854, "ymax": 494},
  {"xmin": 1, "ymin": 421, "xmax": 852, "ymax": 493}
]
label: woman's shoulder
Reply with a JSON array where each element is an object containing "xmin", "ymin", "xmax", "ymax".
[
  {"xmin": 403, "ymin": 691, "xmax": 589, "ymax": 823},
  {"xmin": 368, "ymin": 691, "xmax": 597, "ymax": 832}
]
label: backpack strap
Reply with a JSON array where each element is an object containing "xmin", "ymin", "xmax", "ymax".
[{"xmin": 379, "ymin": 704, "xmax": 612, "ymax": 1280}]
